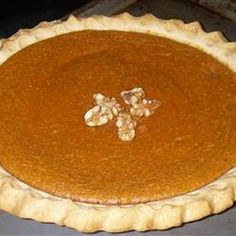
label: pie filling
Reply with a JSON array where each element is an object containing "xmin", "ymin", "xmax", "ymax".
[{"xmin": 0, "ymin": 30, "xmax": 235, "ymax": 204}]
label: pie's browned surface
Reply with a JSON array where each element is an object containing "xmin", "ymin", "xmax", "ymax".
[{"xmin": 0, "ymin": 30, "xmax": 235, "ymax": 204}]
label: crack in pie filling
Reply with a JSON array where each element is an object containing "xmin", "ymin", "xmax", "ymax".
[{"xmin": 0, "ymin": 14, "xmax": 235, "ymax": 232}]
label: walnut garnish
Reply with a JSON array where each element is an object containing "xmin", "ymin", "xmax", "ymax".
[
  {"xmin": 84, "ymin": 88, "xmax": 161, "ymax": 141},
  {"xmin": 116, "ymin": 112, "xmax": 137, "ymax": 142},
  {"xmin": 121, "ymin": 87, "xmax": 145, "ymax": 105},
  {"xmin": 93, "ymin": 93, "xmax": 121, "ymax": 116},
  {"xmin": 84, "ymin": 93, "xmax": 121, "ymax": 127},
  {"xmin": 121, "ymin": 88, "xmax": 161, "ymax": 117},
  {"xmin": 84, "ymin": 105, "xmax": 113, "ymax": 127},
  {"xmin": 130, "ymin": 99, "xmax": 162, "ymax": 117}
]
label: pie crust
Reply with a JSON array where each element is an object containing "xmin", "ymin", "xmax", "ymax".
[{"xmin": 0, "ymin": 13, "xmax": 235, "ymax": 232}]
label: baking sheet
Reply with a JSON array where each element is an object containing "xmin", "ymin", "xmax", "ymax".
[{"xmin": 0, "ymin": 0, "xmax": 236, "ymax": 235}]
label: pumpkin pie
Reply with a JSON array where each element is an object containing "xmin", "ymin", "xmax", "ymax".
[{"xmin": 0, "ymin": 13, "xmax": 235, "ymax": 232}]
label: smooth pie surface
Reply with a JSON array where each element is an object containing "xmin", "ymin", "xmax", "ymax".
[{"xmin": 0, "ymin": 31, "xmax": 235, "ymax": 204}]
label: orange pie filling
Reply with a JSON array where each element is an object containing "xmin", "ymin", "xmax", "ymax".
[{"xmin": 0, "ymin": 30, "xmax": 235, "ymax": 204}]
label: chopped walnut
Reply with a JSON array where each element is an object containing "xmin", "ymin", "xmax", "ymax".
[
  {"xmin": 116, "ymin": 112, "xmax": 137, "ymax": 142},
  {"xmin": 84, "ymin": 105, "xmax": 113, "ymax": 127},
  {"xmin": 130, "ymin": 99, "xmax": 161, "ymax": 117}
]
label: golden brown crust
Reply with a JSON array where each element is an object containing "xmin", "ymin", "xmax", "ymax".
[
  {"xmin": 0, "ymin": 13, "xmax": 235, "ymax": 232},
  {"xmin": 0, "ymin": 165, "xmax": 236, "ymax": 232}
]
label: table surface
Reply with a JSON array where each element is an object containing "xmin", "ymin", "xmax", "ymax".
[{"xmin": 0, "ymin": 0, "xmax": 236, "ymax": 235}]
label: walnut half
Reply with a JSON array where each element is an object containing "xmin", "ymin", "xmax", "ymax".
[
  {"xmin": 116, "ymin": 112, "xmax": 137, "ymax": 142},
  {"xmin": 84, "ymin": 105, "xmax": 113, "ymax": 127},
  {"xmin": 121, "ymin": 88, "xmax": 161, "ymax": 117},
  {"xmin": 93, "ymin": 93, "xmax": 121, "ymax": 116},
  {"xmin": 84, "ymin": 93, "xmax": 121, "ymax": 127},
  {"xmin": 121, "ymin": 87, "xmax": 145, "ymax": 105},
  {"xmin": 130, "ymin": 99, "xmax": 162, "ymax": 117}
]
